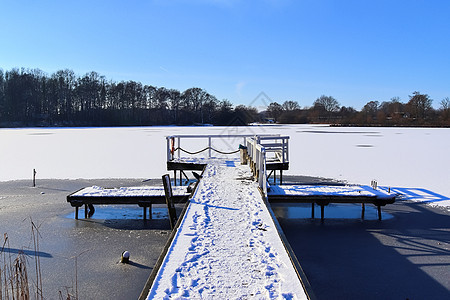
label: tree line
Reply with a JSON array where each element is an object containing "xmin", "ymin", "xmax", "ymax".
[
  {"xmin": 1, "ymin": 68, "xmax": 449, "ymax": 127},
  {"xmin": 266, "ymin": 94, "xmax": 450, "ymax": 126}
]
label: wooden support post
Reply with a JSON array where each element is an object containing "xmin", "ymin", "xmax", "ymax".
[
  {"xmin": 267, "ymin": 170, "xmax": 273, "ymax": 182},
  {"xmin": 32, "ymin": 169, "xmax": 36, "ymax": 187},
  {"xmin": 311, "ymin": 203, "xmax": 315, "ymax": 219},
  {"xmin": 321, "ymin": 205, "xmax": 325, "ymax": 222},
  {"xmin": 181, "ymin": 170, "xmax": 190, "ymax": 186},
  {"xmin": 149, "ymin": 204, "xmax": 152, "ymax": 220},
  {"xmin": 377, "ymin": 205, "xmax": 382, "ymax": 220},
  {"xmin": 84, "ymin": 204, "xmax": 88, "ymax": 218},
  {"xmin": 143, "ymin": 207, "xmax": 147, "ymax": 220},
  {"xmin": 280, "ymin": 170, "xmax": 283, "ymax": 185},
  {"xmin": 163, "ymin": 174, "xmax": 177, "ymax": 230},
  {"xmin": 173, "ymin": 170, "xmax": 177, "ymax": 186},
  {"xmin": 274, "ymin": 170, "xmax": 277, "ymax": 185},
  {"xmin": 361, "ymin": 203, "xmax": 365, "ymax": 220},
  {"xmin": 75, "ymin": 207, "xmax": 79, "ymax": 219}
]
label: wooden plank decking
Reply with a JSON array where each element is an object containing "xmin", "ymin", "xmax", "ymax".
[
  {"xmin": 268, "ymin": 185, "xmax": 396, "ymax": 220},
  {"xmin": 67, "ymin": 186, "xmax": 190, "ymax": 219},
  {"xmin": 141, "ymin": 161, "xmax": 310, "ymax": 299}
]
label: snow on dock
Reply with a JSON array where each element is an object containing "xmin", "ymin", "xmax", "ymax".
[
  {"xmin": 146, "ymin": 160, "xmax": 308, "ymax": 299},
  {"xmin": 268, "ymin": 184, "xmax": 395, "ymax": 199},
  {"xmin": 70, "ymin": 185, "xmax": 189, "ymax": 198}
]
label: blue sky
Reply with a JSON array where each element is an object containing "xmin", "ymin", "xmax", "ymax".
[{"xmin": 1, "ymin": 0, "xmax": 449, "ymax": 109}]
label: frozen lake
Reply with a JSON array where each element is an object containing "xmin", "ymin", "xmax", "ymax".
[{"xmin": 1, "ymin": 125, "xmax": 449, "ymax": 207}]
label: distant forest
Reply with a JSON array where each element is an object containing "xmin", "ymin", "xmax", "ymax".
[{"xmin": 1, "ymin": 68, "xmax": 449, "ymax": 127}]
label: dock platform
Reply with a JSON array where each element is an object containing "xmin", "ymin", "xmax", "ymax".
[
  {"xmin": 268, "ymin": 185, "xmax": 396, "ymax": 220},
  {"xmin": 141, "ymin": 160, "xmax": 310, "ymax": 299},
  {"xmin": 67, "ymin": 186, "xmax": 190, "ymax": 220},
  {"xmin": 65, "ymin": 133, "xmax": 396, "ymax": 299}
]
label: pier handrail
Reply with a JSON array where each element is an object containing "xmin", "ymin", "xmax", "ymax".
[
  {"xmin": 166, "ymin": 134, "xmax": 289, "ymax": 197},
  {"xmin": 254, "ymin": 135, "xmax": 289, "ymax": 164},
  {"xmin": 166, "ymin": 134, "xmax": 282, "ymax": 161},
  {"xmin": 245, "ymin": 135, "xmax": 289, "ymax": 195},
  {"xmin": 246, "ymin": 135, "xmax": 289, "ymax": 164},
  {"xmin": 254, "ymin": 143, "xmax": 268, "ymax": 195}
]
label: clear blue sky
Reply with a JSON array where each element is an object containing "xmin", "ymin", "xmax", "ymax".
[{"xmin": 1, "ymin": 0, "xmax": 449, "ymax": 109}]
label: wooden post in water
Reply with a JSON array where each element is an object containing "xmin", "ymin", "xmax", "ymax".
[{"xmin": 32, "ymin": 169, "xmax": 36, "ymax": 187}]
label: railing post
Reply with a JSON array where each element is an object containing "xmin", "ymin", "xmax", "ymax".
[
  {"xmin": 261, "ymin": 148, "xmax": 267, "ymax": 195},
  {"xmin": 177, "ymin": 136, "xmax": 181, "ymax": 159},
  {"xmin": 286, "ymin": 137, "xmax": 289, "ymax": 163},
  {"xmin": 208, "ymin": 136, "xmax": 212, "ymax": 158},
  {"xmin": 166, "ymin": 136, "xmax": 171, "ymax": 161}
]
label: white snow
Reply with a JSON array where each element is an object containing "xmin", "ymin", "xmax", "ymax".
[
  {"xmin": 0, "ymin": 125, "xmax": 449, "ymax": 208},
  {"xmin": 268, "ymin": 184, "xmax": 395, "ymax": 199},
  {"xmin": 147, "ymin": 160, "xmax": 307, "ymax": 299},
  {"xmin": 71, "ymin": 186, "xmax": 188, "ymax": 197}
]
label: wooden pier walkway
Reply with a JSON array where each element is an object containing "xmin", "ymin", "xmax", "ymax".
[
  {"xmin": 141, "ymin": 160, "xmax": 310, "ymax": 299},
  {"xmin": 65, "ymin": 134, "xmax": 396, "ymax": 299}
]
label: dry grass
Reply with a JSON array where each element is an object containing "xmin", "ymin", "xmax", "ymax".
[
  {"xmin": 1, "ymin": 233, "xmax": 32, "ymax": 300},
  {"xmin": 1, "ymin": 219, "xmax": 77, "ymax": 300}
]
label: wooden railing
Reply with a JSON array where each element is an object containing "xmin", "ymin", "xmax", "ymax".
[
  {"xmin": 166, "ymin": 134, "xmax": 255, "ymax": 161},
  {"xmin": 246, "ymin": 135, "xmax": 289, "ymax": 195},
  {"xmin": 166, "ymin": 134, "xmax": 289, "ymax": 196}
]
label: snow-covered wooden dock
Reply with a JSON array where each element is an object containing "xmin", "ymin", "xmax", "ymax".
[
  {"xmin": 268, "ymin": 184, "xmax": 396, "ymax": 220},
  {"xmin": 142, "ymin": 160, "xmax": 310, "ymax": 299},
  {"xmin": 67, "ymin": 186, "xmax": 190, "ymax": 219},
  {"xmin": 64, "ymin": 133, "xmax": 398, "ymax": 298}
]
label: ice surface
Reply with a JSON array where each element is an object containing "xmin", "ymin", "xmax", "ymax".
[{"xmin": 1, "ymin": 125, "xmax": 448, "ymax": 207}]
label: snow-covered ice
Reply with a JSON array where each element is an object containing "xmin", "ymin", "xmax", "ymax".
[
  {"xmin": 147, "ymin": 160, "xmax": 307, "ymax": 299},
  {"xmin": 1, "ymin": 125, "xmax": 448, "ymax": 208}
]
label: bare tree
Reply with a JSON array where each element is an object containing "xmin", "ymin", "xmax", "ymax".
[
  {"xmin": 266, "ymin": 102, "xmax": 283, "ymax": 122},
  {"xmin": 440, "ymin": 97, "xmax": 450, "ymax": 111},
  {"xmin": 282, "ymin": 100, "xmax": 300, "ymax": 111},
  {"xmin": 313, "ymin": 95, "xmax": 340, "ymax": 113},
  {"xmin": 406, "ymin": 91, "xmax": 433, "ymax": 121}
]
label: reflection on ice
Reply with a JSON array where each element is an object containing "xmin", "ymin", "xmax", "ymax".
[
  {"xmin": 66, "ymin": 205, "xmax": 169, "ymax": 220},
  {"xmin": 272, "ymin": 203, "xmax": 394, "ymax": 220}
]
